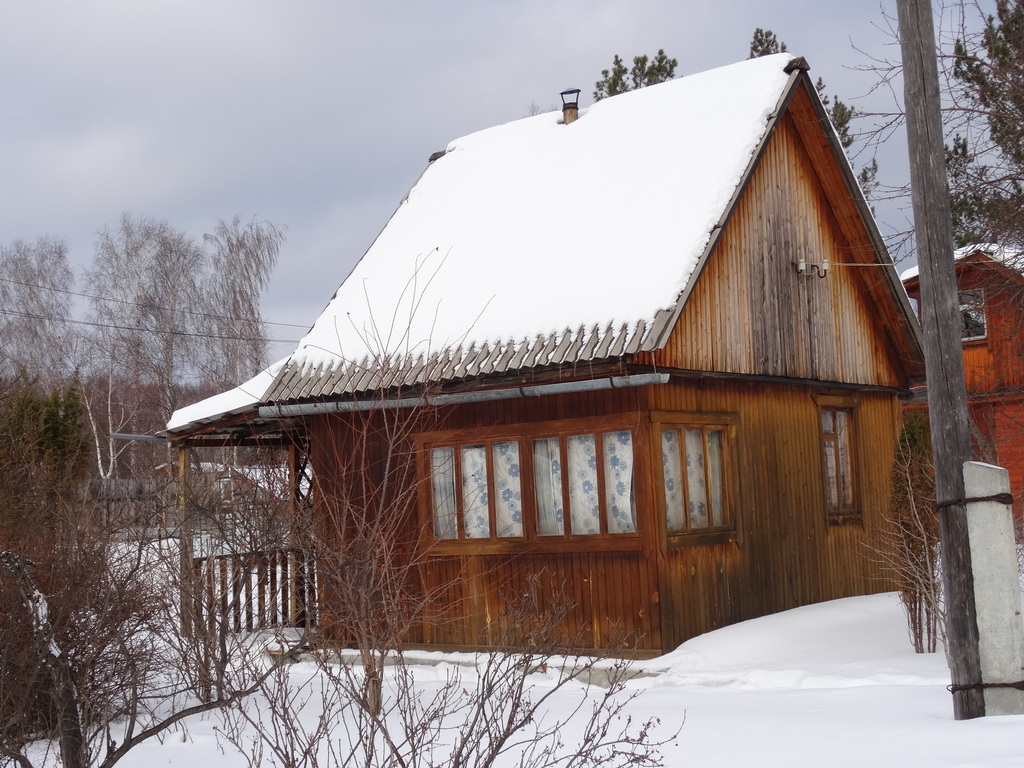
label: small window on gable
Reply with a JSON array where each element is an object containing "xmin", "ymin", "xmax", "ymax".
[
  {"xmin": 659, "ymin": 419, "xmax": 734, "ymax": 539},
  {"xmin": 959, "ymin": 290, "xmax": 986, "ymax": 341}
]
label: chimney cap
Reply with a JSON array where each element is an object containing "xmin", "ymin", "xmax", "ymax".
[{"xmin": 560, "ymin": 88, "xmax": 581, "ymax": 106}]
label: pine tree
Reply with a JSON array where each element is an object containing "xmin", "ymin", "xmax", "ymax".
[
  {"xmin": 948, "ymin": 0, "xmax": 1024, "ymax": 247},
  {"xmin": 748, "ymin": 27, "xmax": 787, "ymax": 58},
  {"xmin": 593, "ymin": 49, "xmax": 678, "ymax": 101},
  {"xmin": 749, "ymin": 29, "xmax": 879, "ymax": 201}
]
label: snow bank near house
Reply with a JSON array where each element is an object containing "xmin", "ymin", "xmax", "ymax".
[{"xmin": 109, "ymin": 591, "xmax": 1024, "ymax": 768}]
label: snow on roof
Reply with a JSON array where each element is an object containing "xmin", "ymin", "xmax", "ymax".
[
  {"xmin": 166, "ymin": 358, "xmax": 286, "ymax": 432},
  {"xmin": 291, "ymin": 53, "xmax": 795, "ymax": 375},
  {"xmin": 899, "ymin": 243, "xmax": 1024, "ymax": 284},
  {"xmin": 167, "ymin": 54, "xmax": 798, "ymax": 433}
]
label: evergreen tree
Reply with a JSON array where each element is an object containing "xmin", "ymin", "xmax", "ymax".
[
  {"xmin": 749, "ymin": 28, "xmax": 879, "ymax": 201},
  {"xmin": 0, "ymin": 376, "xmax": 90, "ymax": 540},
  {"xmin": 593, "ymin": 49, "xmax": 678, "ymax": 101},
  {"xmin": 948, "ymin": 0, "xmax": 1024, "ymax": 247},
  {"xmin": 748, "ymin": 27, "xmax": 787, "ymax": 58}
]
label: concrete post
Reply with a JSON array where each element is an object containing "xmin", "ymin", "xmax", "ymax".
[{"xmin": 963, "ymin": 461, "xmax": 1024, "ymax": 716}]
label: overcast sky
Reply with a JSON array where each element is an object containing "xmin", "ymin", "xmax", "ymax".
[{"xmin": 1, "ymin": 1, "xmax": 956, "ymax": 356}]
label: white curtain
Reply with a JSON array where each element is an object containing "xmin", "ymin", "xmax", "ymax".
[
  {"xmin": 685, "ymin": 429, "xmax": 709, "ymax": 528},
  {"xmin": 662, "ymin": 429, "xmax": 685, "ymax": 531},
  {"xmin": 533, "ymin": 437, "xmax": 564, "ymax": 536},
  {"xmin": 493, "ymin": 440, "xmax": 523, "ymax": 537},
  {"xmin": 603, "ymin": 430, "xmax": 636, "ymax": 533},
  {"xmin": 567, "ymin": 434, "xmax": 600, "ymax": 534},
  {"xmin": 707, "ymin": 429, "xmax": 725, "ymax": 526},
  {"xmin": 461, "ymin": 445, "xmax": 489, "ymax": 538},
  {"xmin": 431, "ymin": 447, "xmax": 457, "ymax": 539},
  {"xmin": 836, "ymin": 410, "xmax": 853, "ymax": 509}
]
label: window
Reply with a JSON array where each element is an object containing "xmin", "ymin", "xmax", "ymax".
[
  {"xmin": 660, "ymin": 424, "xmax": 731, "ymax": 534},
  {"xmin": 820, "ymin": 407, "xmax": 857, "ymax": 520},
  {"xmin": 959, "ymin": 290, "xmax": 986, "ymax": 341},
  {"xmin": 430, "ymin": 441, "xmax": 524, "ymax": 540},
  {"xmin": 532, "ymin": 430, "xmax": 636, "ymax": 536},
  {"xmin": 425, "ymin": 425, "xmax": 637, "ymax": 544}
]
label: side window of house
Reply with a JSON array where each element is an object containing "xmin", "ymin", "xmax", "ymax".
[
  {"xmin": 660, "ymin": 424, "xmax": 731, "ymax": 534},
  {"xmin": 427, "ymin": 427, "xmax": 636, "ymax": 543},
  {"xmin": 655, "ymin": 417, "xmax": 737, "ymax": 544},
  {"xmin": 959, "ymin": 290, "xmax": 986, "ymax": 341},
  {"xmin": 820, "ymin": 407, "xmax": 857, "ymax": 520}
]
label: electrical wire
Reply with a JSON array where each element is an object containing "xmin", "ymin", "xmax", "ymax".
[
  {"xmin": 0, "ymin": 274, "xmax": 310, "ymax": 330},
  {"xmin": 0, "ymin": 307, "xmax": 301, "ymax": 345}
]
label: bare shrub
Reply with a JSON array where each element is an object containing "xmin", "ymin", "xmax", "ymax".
[
  {"xmin": 209, "ymin": 400, "xmax": 676, "ymax": 768},
  {"xmin": 881, "ymin": 411, "xmax": 943, "ymax": 653}
]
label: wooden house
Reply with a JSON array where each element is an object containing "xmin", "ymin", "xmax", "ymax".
[
  {"xmin": 165, "ymin": 54, "xmax": 925, "ymax": 655},
  {"xmin": 902, "ymin": 245, "xmax": 1024, "ymax": 514}
]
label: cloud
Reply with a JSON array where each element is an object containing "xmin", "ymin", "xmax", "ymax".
[{"xmin": 0, "ymin": 0, "xmax": 910, "ymax": 332}]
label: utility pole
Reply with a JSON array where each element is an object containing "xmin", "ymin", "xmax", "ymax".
[{"xmin": 896, "ymin": 0, "xmax": 984, "ymax": 719}]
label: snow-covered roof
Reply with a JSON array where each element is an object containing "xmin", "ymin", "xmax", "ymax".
[
  {"xmin": 168, "ymin": 54, "xmax": 801, "ymax": 434},
  {"xmin": 166, "ymin": 358, "xmax": 284, "ymax": 432},
  {"xmin": 900, "ymin": 243, "xmax": 1024, "ymax": 284}
]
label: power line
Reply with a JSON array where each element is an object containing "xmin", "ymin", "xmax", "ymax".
[
  {"xmin": 0, "ymin": 274, "xmax": 310, "ymax": 330},
  {"xmin": 0, "ymin": 307, "xmax": 301, "ymax": 345}
]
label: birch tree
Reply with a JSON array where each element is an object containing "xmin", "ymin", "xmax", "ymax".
[
  {"xmin": 203, "ymin": 216, "xmax": 284, "ymax": 390},
  {"xmin": 0, "ymin": 237, "xmax": 77, "ymax": 386}
]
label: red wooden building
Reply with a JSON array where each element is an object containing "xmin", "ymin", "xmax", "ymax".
[
  {"xmin": 902, "ymin": 245, "xmax": 1024, "ymax": 515},
  {"xmin": 166, "ymin": 54, "xmax": 925, "ymax": 654}
]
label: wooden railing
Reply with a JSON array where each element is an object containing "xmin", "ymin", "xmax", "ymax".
[{"xmin": 192, "ymin": 548, "xmax": 317, "ymax": 632}]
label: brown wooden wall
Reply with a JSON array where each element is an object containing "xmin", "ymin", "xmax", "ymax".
[
  {"xmin": 654, "ymin": 98, "xmax": 910, "ymax": 389},
  {"xmin": 646, "ymin": 379, "xmax": 898, "ymax": 648},
  {"xmin": 306, "ymin": 375, "xmax": 900, "ymax": 655},
  {"xmin": 903, "ymin": 257, "xmax": 1024, "ymax": 515}
]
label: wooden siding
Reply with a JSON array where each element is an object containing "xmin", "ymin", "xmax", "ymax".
[
  {"xmin": 654, "ymin": 97, "xmax": 908, "ymax": 388},
  {"xmin": 955, "ymin": 262, "xmax": 1024, "ymax": 394},
  {"xmin": 647, "ymin": 379, "xmax": 898, "ymax": 647},
  {"xmin": 903, "ymin": 256, "xmax": 1024, "ymax": 394},
  {"xmin": 306, "ymin": 375, "xmax": 900, "ymax": 654}
]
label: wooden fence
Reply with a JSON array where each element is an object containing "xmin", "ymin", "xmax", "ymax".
[{"xmin": 192, "ymin": 548, "xmax": 317, "ymax": 632}]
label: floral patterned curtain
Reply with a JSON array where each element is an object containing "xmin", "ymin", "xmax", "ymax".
[
  {"xmin": 567, "ymin": 434, "xmax": 600, "ymax": 534},
  {"xmin": 685, "ymin": 429, "xmax": 709, "ymax": 528},
  {"xmin": 603, "ymin": 430, "xmax": 636, "ymax": 533},
  {"xmin": 662, "ymin": 427, "xmax": 725, "ymax": 531},
  {"xmin": 707, "ymin": 429, "xmax": 725, "ymax": 526},
  {"xmin": 662, "ymin": 429, "xmax": 685, "ymax": 531},
  {"xmin": 461, "ymin": 445, "xmax": 489, "ymax": 538},
  {"xmin": 493, "ymin": 440, "xmax": 523, "ymax": 537}
]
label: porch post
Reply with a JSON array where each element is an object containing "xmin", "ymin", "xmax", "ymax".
[{"xmin": 177, "ymin": 442, "xmax": 195, "ymax": 636}]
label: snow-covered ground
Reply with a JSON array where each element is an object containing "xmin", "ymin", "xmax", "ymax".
[{"xmin": 116, "ymin": 593, "xmax": 1024, "ymax": 768}]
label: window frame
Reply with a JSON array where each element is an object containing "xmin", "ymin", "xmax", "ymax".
[
  {"xmin": 417, "ymin": 415, "xmax": 646, "ymax": 554},
  {"xmin": 815, "ymin": 395, "xmax": 861, "ymax": 525},
  {"xmin": 958, "ymin": 289, "xmax": 987, "ymax": 343},
  {"xmin": 652, "ymin": 411, "xmax": 738, "ymax": 548}
]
